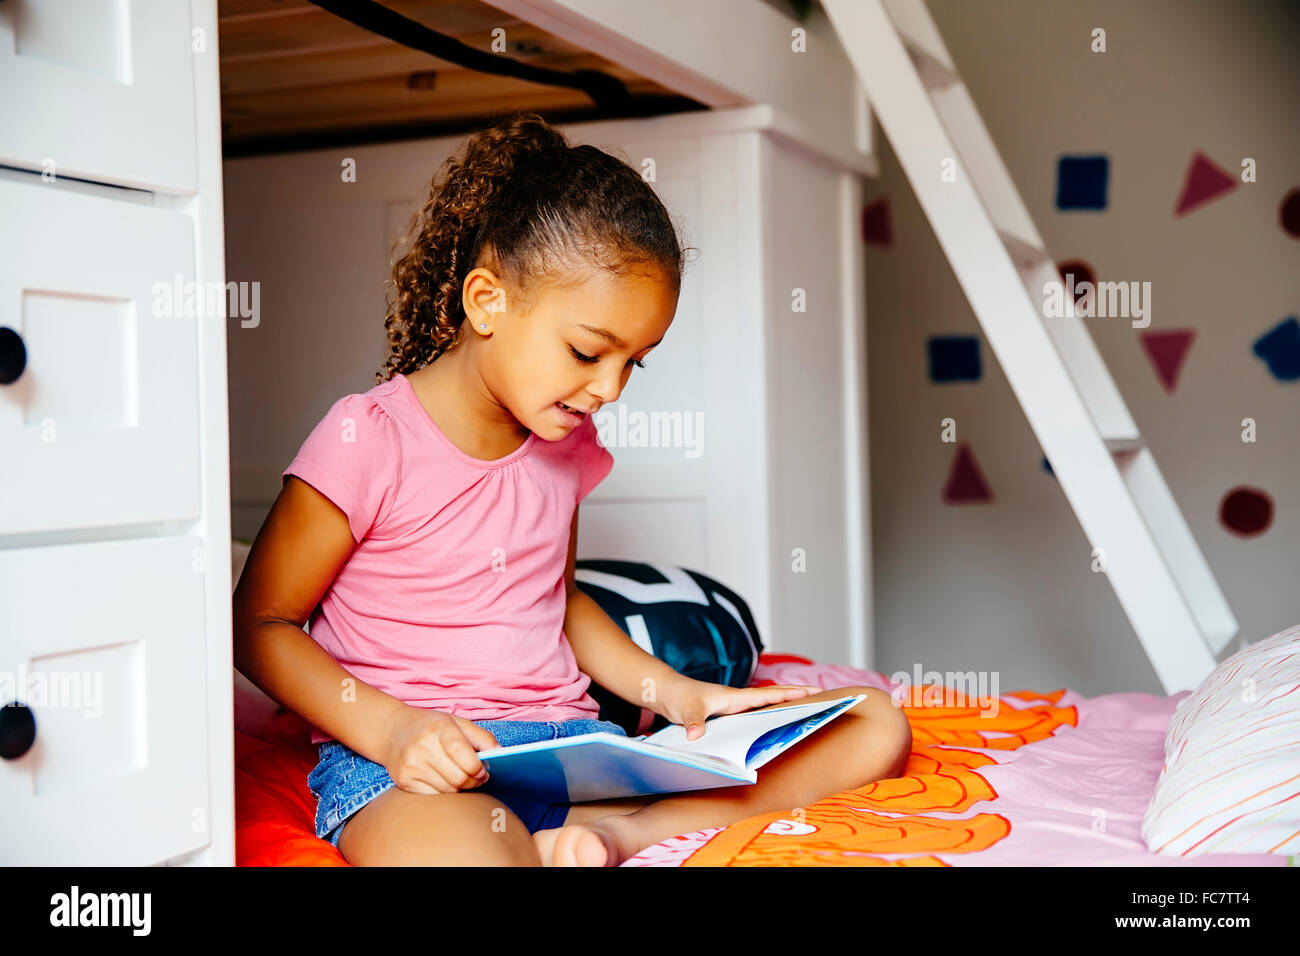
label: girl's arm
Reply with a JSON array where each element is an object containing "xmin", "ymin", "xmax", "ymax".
[
  {"xmin": 561, "ymin": 508, "xmax": 690, "ymax": 711},
  {"xmin": 233, "ymin": 476, "xmax": 408, "ymax": 764}
]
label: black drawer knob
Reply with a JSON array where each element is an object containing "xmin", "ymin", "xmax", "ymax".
[
  {"xmin": 0, "ymin": 703, "xmax": 37, "ymax": 760},
  {"xmin": 0, "ymin": 327, "xmax": 26, "ymax": 385}
]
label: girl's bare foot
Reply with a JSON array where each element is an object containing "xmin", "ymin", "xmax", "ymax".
[{"xmin": 532, "ymin": 815, "xmax": 639, "ymax": 867}]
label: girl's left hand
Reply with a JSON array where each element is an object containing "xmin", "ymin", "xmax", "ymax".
[{"xmin": 661, "ymin": 680, "xmax": 822, "ymax": 742}]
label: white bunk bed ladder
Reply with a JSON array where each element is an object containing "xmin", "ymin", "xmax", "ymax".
[{"xmin": 823, "ymin": 0, "xmax": 1239, "ymax": 692}]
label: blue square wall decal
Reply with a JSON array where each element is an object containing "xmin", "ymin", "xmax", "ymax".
[
  {"xmin": 1056, "ymin": 155, "xmax": 1110, "ymax": 210},
  {"xmin": 927, "ymin": 335, "xmax": 982, "ymax": 383}
]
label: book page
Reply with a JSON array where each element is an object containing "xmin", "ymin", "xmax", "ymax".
[
  {"xmin": 640, "ymin": 696, "xmax": 863, "ymax": 768},
  {"xmin": 743, "ymin": 696, "xmax": 863, "ymax": 769}
]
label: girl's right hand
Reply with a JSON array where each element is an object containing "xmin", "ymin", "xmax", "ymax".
[{"xmin": 381, "ymin": 705, "xmax": 501, "ymax": 795}]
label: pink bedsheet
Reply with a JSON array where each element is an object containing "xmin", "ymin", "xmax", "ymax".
[{"xmin": 621, "ymin": 657, "xmax": 1290, "ymax": 867}]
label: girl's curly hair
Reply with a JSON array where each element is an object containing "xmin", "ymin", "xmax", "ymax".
[{"xmin": 377, "ymin": 111, "xmax": 693, "ymax": 383}]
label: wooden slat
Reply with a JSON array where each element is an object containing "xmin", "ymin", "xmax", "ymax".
[
  {"xmin": 220, "ymin": 23, "xmax": 626, "ymax": 92},
  {"xmin": 217, "ymin": 0, "xmax": 695, "ymax": 150},
  {"xmin": 224, "ymin": 87, "xmax": 597, "ymax": 141},
  {"xmin": 220, "ymin": 4, "xmax": 587, "ymax": 59},
  {"xmin": 223, "ymin": 52, "xmax": 664, "ymax": 119},
  {"xmin": 219, "ymin": 0, "xmax": 518, "ymax": 49}
]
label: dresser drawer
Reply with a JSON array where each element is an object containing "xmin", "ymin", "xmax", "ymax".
[
  {"xmin": 0, "ymin": 536, "xmax": 210, "ymax": 865},
  {"xmin": 0, "ymin": 178, "xmax": 201, "ymax": 535},
  {"xmin": 0, "ymin": 0, "xmax": 197, "ymax": 192}
]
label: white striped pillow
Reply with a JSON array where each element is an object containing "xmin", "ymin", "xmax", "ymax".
[{"xmin": 1141, "ymin": 624, "xmax": 1300, "ymax": 856}]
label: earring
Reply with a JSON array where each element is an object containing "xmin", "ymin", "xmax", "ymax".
[{"xmin": 479, "ymin": 323, "xmax": 487, "ymax": 330}]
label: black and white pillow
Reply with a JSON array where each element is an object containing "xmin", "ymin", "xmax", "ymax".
[{"xmin": 573, "ymin": 560, "xmax": 764, "ymax": 736}]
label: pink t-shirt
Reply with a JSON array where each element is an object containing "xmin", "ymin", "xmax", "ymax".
[{"xmin": 280, "ymin": 372, "xmax": 614, "ymax": 745}]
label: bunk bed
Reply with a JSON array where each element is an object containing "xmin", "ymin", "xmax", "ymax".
[{"xmin": 226, "ymin": 0, "xmax": 1297, "ymax": 867}]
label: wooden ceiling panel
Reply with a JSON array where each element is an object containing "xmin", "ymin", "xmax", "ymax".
[
  {"xmin": 218, "ymin": 0, "xmax": 705, "ymax": 155},
  {"xmin": 223, "ymin": 59, "xmax": 667, "ymax": 136},
  {"xmin": 221, "ymin": 21, "xmax": 610, "ymax": 94}
]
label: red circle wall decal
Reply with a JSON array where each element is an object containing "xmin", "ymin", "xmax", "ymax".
[
  {"xmin": 1219, "ymin": 486, "xmax": 1273, "ymax": 537},
  {"xmin": 1055, "ymin": 259, "xmax": 1095, "ymax": 304},
  {"xmin": 1281, "ymin": 187, "xmax": 1300, "ymax": 239}
]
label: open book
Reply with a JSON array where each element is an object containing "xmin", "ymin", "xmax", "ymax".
[{"xmin": 474, "ymin": 694, "xmax": 866, "ymax": 803}]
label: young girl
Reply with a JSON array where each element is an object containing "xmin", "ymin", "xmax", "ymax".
[{"xmin": 232, "ymin": 112, "xmax": 912, "ymax": 867}]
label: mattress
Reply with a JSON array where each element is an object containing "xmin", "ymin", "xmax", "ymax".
[{"xmin": 234, "ymin": 654, "xmax": 1289, "ymax": 866}]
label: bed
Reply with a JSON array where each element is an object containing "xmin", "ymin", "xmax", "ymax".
[{"xmin": 234, "ymin": 652, "xmax": 1289, "ymax": 867}]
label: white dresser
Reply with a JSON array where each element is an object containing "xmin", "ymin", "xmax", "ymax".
[{"xmin": 0, "ymin": 0, "xmax": 232, "ymax": 865}]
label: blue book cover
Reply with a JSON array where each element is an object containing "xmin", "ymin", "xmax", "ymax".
[{"xmin": 474, "ymin": 694, "xmax": 866, "ymax": 803}]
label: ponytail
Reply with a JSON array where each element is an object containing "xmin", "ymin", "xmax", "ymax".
[{"xmin": 378, "ymin": 111, "xmax": 689, "ymax": 382}]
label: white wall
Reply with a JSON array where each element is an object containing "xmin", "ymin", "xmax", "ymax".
[{"xmin": 866, "ymin": 0, "xmax": 1300, "ymax": 696}]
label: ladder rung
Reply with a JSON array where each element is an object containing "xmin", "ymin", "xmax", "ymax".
[
  {"xmin": 1113, "ymin": 448, "xmax": 1239, "ymax": 654},
  {"xmin": 1014, "ymin": 258, "xmax": 1142, "ymax": 444},
  {"xmin": 998, "ymin": 229, "xmax": 1050, "ymax": 273},
  {"xmin": 883, "ymin": 0, "xmax": 956, "ymax": 71},
  {"xmin": 1105, "ymin": 437, "xmax": 1144, "ymax": 454},
  {"xmin": 904, "ymin": 42, "xmax": 958, "ymax": 91},
  {"xmin": 930, "ymin": 83, "xmax": 1043, "ymax": 248}
]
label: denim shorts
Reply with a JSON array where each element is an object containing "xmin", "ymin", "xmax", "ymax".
[{"xmin": 307, "ymin": 717, "xmax": 627, "ymax": 849}]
